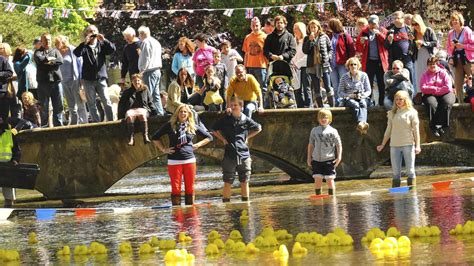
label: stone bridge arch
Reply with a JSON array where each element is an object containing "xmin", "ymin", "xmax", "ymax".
[{"xmin": 17, "ymin": 104, "xmax": 474, "ymax": 199}]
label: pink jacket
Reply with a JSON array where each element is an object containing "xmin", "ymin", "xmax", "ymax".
[
  {"xmin": 420, "ymin": 68, "xmax": 453, "ymax": 96},
  {"xmin": 446, "ymin": 26, "xmax": 474, "ymax": 62}
]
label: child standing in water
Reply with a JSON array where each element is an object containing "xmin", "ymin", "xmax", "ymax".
[{"xmin": 307, "ymin": 109, "xmax": 342, "ymax": 195}]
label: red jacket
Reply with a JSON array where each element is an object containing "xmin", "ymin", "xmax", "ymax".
[
  {"xmin": 334, "ymin": 32, "xmax": 356, "ymax": 65},
  {"xmin": 356, "ymin": 27, "xmax": 389, "ymax": 72}
]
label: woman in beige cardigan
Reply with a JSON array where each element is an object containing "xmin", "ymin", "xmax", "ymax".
[
  {"xmin": 166, "ymin": 67, "xmax": 199, "ymax": 114},
  {"xmin": 376, "ymin": 90, "xmax": 421, "ymax": 188}
]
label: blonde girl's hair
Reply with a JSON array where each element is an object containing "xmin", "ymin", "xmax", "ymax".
[
  {"xmin": 307, "ymin": 20, "xmax": 323, "ymax": 36},
  {"xmin": 391, "ymin": 90, "xmax": 414, "ymax": 114},
  {"xmin": 293, "ymin": 22, "xmax": 307, "ymax": 42},
  {"xmin": 317, "ymin": 108, "xmax": 333, "ymax": 124},
  {"xmin": 412, "ymin": 14, "xmax": 427, "ymax": 36},
  {"xmin": 0, "ymin": 43, "xmax": 12, "ymax": 57},
  {"xmin": 21, "ymin": 91, "xmax": 37, "ymax": 106},
  {"xmin": 55, "ymin": 35, "xmax": 70, "ymax": 54},
  {"xmin": 170, "ymin": 104, "xmax": 196, "ymax": 134},
  {"xmin": 345, "ymin": 56, "xmax": 362, "ymax": 80}
]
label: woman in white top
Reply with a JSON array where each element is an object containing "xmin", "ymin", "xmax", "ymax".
[
  {"xmin": 292, "ymin": 22, "xmax": 310, "ymax": 108},
  {"xmin": 377, "ymin": 90, "xmax": 421, "ymax": 188}
]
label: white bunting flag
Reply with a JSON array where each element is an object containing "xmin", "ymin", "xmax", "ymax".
[
  {"xmin": 296, "ymin": 4, "xmax": 306, "ymax": 12},
  {"xmin": 44, "ymin": 8, "xmax": 53, "ymax": 19},
  {"xmin": 335, "ymin": 0, "xmax": 343, "ymax": 12},
  {"xmin": 261, "ymin": 7, "xmax": 271, "ymax": 15},
  {"xmin": 24, "ymin": 6, "xmax": 35, "ymax": 16},
  {"xmin": 110, "ymin": 10, "xmax": 121, "ymax": 19},
  {"xmin": 96, "ymin": 8, "xmax": 107, "ymax": 17},
  {"xmin": 280, "ymin": 6, "xmax": 288, "ymax": 13},
  {"xmin": 223, "ymin": 9, "xmax": 234, "ymax": 17},
  {"xmin": 245, "ymin": 8, "xmax": 253, "ymax": 19},
  {"xmin": 150, "ymin": 10, "xmax": 160, "ymax": 15},
  {"xmin": 61, "ymin": 8, "xmax": 70, "ymax": 18},
  {"xmin": 355, "ymin": 0, "xmax": 362, "ymax": 8},
  {"xmin": 316, "ymin": 3, "xmax": 325, "ymax": 13},
  {"xmin": 130, "ymin": 10, "xmax": 140, "ymax": 19},
  {"xmin": 5, "ymin": 3, "xmax": 17, "ymax": 12}
]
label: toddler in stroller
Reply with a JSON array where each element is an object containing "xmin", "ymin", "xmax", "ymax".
[
  {"xmin": 272, "ymin": 77, "xmax": 296, "ymax": 107},
  {"xmin": 267, "ymin": 61, "xmax": 297, "ymax": 108}
]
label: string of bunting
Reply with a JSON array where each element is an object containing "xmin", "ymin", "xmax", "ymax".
[{"xmin": 0, "ymin": 1, "xmax": 351, "ymax": 20}]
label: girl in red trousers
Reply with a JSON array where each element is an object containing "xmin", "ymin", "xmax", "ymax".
[{"xmin": 152, "ymin": 104, "xmax": 213, "ymax": 206}]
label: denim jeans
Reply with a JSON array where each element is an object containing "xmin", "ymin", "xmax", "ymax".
[
  {"xmin": 342, "ymin": 98, "xmax": 368, "ymax": 123},
  {"xmin": 143, "ymin": 69, "xmax": 164, "ymax": 115},
  {"xmin": 295, "ymin": 67, "xmax": 312, "ymax": 108},
  {"xmin": 247, "ymin": 67, "xmax": 267, "ymax": 107},
  {"xmin": 309, "ymin": 72, "xmax": 334, "ymax": 108},
  {"xmin": 37, "ymin": 81, "xmax": 63, "ymax": 127},
  {"xmin": 82, "ymin": 79, "xmax": 113, "ymax": 122},
  {"xmin": 390, "ymin": 145, "xmax": 416, "ymax": 180},
  {"xmin": 383, "ymin": 96, "xmax": 393, "ymax": 110},
  {"xmin": 62, "ymin": 79, "xmax": 88, "ymax": 125},
  {"xmin": 243, "ymin": 101, "xmax": 257, "ymax": 118},
  {"xmin": 330, "ymin": 64, "xmax": 347, "ymax": 105}
]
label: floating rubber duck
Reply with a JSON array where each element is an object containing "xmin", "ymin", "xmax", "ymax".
[
  {"xmin": 138, "ymin": 243, "xmax": 154, "ymax": 254},
  {"xmin": 89, "ymin": 242, "xmax": 108, "ymax": 254},
  {"xmin": 327, "ymin": 233, "xmax": 341, "ymax": 246},
  {"xmin": 28, "ymin": 232, "xmax": 38, "ymax": 244},
  {"xmin": 292, "ymin": 242, "xmax": 308, "ymax": 257},
  {"xmin": 119, "ymin": 242, "xmax": 133, "ymax": 254},
  {"xmin": 158, "ymin": 239, "xmax": 177, "ymax": 250},
  {"xmin": 178, "ymin": 232, "xmax": 192, "ymax": 243},
  {"xmin": 449, "ymin": 221, "xmax": 474, "ymax": 235},
  {"xmin": 164, "ymin": 249, "xmax": 194, "ymax": 263},
  {"xmin": 316, "ymin": 236, "xmax": 329, "ymax": 247},
  {"xmin": 384, "ymin": 237, "xmax": 398, "ymax": 249},
  {"xmin": 240, "ymin": 210, "xmax": 249, "ymax": 223},
  {"xmin": 213, "ymin": 239, "xmax": 225, "ymax": 249},
  {"xmin": 74, "ymin": 245, "xmax": 89, "ymax": 256},
  {"xmin": 340, "ymin": 235, "xmax": 354, "ymax": 246},
  {"xmin": 429, "ymin": 226, "xmax": 441, "ymax": 236},
  {"xmin": 397, "ymin": 236, "xmax": 411, "ymax": 248},
  {"xmin": 224, "ymin": 239, "xmax": 236, "ymax": 251},
  {"xmin": 149, "ymin": 236, "xmax": 160, "ymax": 247},
  {"xmin": 254, "ymin": 236, "xmax": 265, "ymax": 247},
  {"xmin": 309, "ymin": 232, "xmax": 322, "ymax": 244},
  {"xmin": 275, "ymin": 229, "xmax": 293, "ymax": 240},
  {"xmin": 207, "ymin": 230, "xmax": 221, "ymax": 241},
  {"xmin": 273, "ymin": 244, "xmax": 289, "ymax": 259},
  {"xmin": 266, "ymin": 236, "xmax": 279, "ymax": 247},
  {"xmin": 233, "ymin": 241, "xmax": 246, "ymax": 253},
  {"xmin": 205, "ymin": 243, "xmax": 219, "ymax": 255},
  {"xmin": 369, "ymin": 238, "xmax": 384, "ymax": 252},
  {"xmin": 245, "ymin": 243, "xmax": 260, "ymax": 254},
  {"xmin": 1, "ymin": 250, "xmax": 20, "ymax": 262},
  {"xmin": 261, "ymin": 227, "xmax": 275, "ymax": 238},
  {"xmin": 295, "ymin": 232, "xmax": 310, "ymax": 243},
  {"xmin": 386, "ymin": 227, "xmax": 401, "ymax": 238},
  {"xmin": 333, "ymin": 227, "xmax": 347, "ymax": 238},
  {"xmin": 229, "ymin": 230, "xmax": 243, "ymax": 241}
]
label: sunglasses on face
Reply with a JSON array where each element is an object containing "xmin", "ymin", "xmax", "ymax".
[{"xmin": 393, "ymin": 67, "xmax": 400, "ymax": 70}]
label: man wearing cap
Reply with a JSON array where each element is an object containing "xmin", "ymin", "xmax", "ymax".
[{"xmin": 356, "ymin": 15, "xmax": 389, "ymax": 106}]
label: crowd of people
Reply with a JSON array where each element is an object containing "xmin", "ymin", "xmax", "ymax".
[{"xmin": 0, "ymin": 10, "xmax": 473, "ymax": 206}]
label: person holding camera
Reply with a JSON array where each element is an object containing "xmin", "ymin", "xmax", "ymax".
[
  {"xmin": 446, "ymin": 11, "xmax": 474, "ymax": 103},
  {"xmin": 73, "ymin": 24, "xmax": 116, "ymax": 122},
  {"xmin": 338, "ymin": 57, "xmax": 372, "ymax": 134}
]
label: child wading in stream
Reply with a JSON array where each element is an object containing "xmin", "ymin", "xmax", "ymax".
[{"xmin": 307, "ymin": 109, "xmax": 342, "ymax": 195}]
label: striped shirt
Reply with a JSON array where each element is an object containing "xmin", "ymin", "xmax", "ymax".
[{"xmin": 338, "ymin": 71, "xmax": 371, "ymax": 98}]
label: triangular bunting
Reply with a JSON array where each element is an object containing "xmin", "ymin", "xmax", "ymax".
[
  {"xmin": 223, "ymin": 9, "xmax": 234, "ymax": 17},
  {"xmin": 5, "ymin": 3, "xmax": 17, "ymax": 12},
  {"xmin": 296, "ymin": 4, "xmax": 306, "ymax": 12},
  {"xmin": 24, "ymin": 6, "xmax": 35, "ymax": 16},
  {"xmin": 110, "ymin": 10, "xmax": 122, "ymax": 19},
  {"xmin": 261, "ymin": 7, "xmax": 271, "ymax": 15}
]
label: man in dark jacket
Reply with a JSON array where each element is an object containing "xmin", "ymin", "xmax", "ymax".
[
  {"xmin": 263, "ymin": 15, "xmax": 296, "ymax": 64},
  {"xmin": 34, "ymin": 33, "xmax": 64, "ymax": 127},
  {"xmin": 120, "ymin": 27, "xmax": 141, "ymax": 86},
  {"xmin": 0, "ymin": 55, "xmax": 20, "ymax": 122},
  {"xmin": 74, "ymin": 24, "xmax": 116, "ymax": 122}
]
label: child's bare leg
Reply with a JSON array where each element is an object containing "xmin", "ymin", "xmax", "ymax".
[{"xmin": 314, "ymin": 175, "xmax": 323, "ymax": 195}]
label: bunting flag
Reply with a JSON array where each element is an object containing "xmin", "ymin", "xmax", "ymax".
[
  {"xmin": 110, "ymin": 10, "xmax": 121, "ymax": 19},
  {"xmin": 316, "ymin": 3, "xmax": 325, "ymax": 13},
  {"xmin": 130, "ymin": 10, "xmax": 140, "ymax": 19},
  {"xmin": 280, "ymin": 6, "xmax": 288, "ymax": 13},
  {"xmin": 245, "ymin": 8, "xmax": 253, "ymax": 19},
  {"xmin": 61, "ymin": 8, "xmax": 70, "ymax": 18},
  {"xmin": 335, "ymin": 0, "xmax": 343, "ymax": 11},
  {"xmin": 24, "ymin": 6, "xmax": 35, "ymax": 16},
  {"xmin": 44, "ymin": 8, "xmax": 53, "ymax": 19},
  {"xmin": 261, "ymin": 6, "xmax": 271, "ymax": 15},
  {"xmin": 355, "ymin": 0, "xmax": 362, "ymax": 8},
  {"xmin": 223, "ymin": 9, "xmax": 234, "ymax": 17},
  {"xmin": 149, "ymin": 10, "xmax": 160, "ymax": 15},
  {"xmin": 5, "ymin": 3, "xmax": 17, "ymax": 12},
  {"xmin": 296, "ymin": 4, "xmax": 306, "ymax": 12}
]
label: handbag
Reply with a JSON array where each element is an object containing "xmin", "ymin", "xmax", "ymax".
[
  {"xmin": 203, "ymin": 90, "xmax": 224, "ymax": 106},
  {"xmin": 313, "ymin": 37, "xmax": 322, "ymax": 65}
]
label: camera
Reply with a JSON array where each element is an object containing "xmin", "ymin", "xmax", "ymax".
[
  {"xmin": 388, "ymin": 29, "xmax": 394, "ymax": 35},
  {"xmin": 90, "ymin": 34, "xmax": 97, "ymax": 38},
  {"xmin": 453, "ymin": 39, "xmax": 458, "ymax": 44}
]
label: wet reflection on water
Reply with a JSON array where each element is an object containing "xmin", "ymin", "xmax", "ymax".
[{"xmin": 0, "ymin": 173, "xmax": 473, "ymax": 265}]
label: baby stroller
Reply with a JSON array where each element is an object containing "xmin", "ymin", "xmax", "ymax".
[{"xmin": 267, "ymin": 60, "xmax": 297, "ymax": 109}]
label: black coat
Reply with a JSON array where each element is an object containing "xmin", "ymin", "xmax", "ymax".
[
  {"xmin": 117, "ymin": 85, "xmax": 157, "ymax": 119},
  {"xmin": 73, "ymin": 39, "xmax": 116, "ymax": 81},
  {"xmin": 263, "ymin": 30, "xmax": 296, "ymax": 63},
  {"xmin": 0, "ymin": 56, "xmax": 20, "ymax": 121},
  {"xmin": 302, "ymin": 34, "xmax": 332, "ymax": 68},
  {"xmin": 34, "ymin": 47, "xmax": 63, "ymax": 83}
]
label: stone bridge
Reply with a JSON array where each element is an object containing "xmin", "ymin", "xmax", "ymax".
[{"xmin": 16, "ymin": 104, "xmax": 474, "ymax": 199}]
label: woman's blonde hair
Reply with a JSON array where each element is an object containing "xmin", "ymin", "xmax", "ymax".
[
  {"xmin": 131, "ymin": 73, "xmax": 147, "ymax": 92},
  {"xmin": 170, "ymin": 104, "xmax": 196, "ymax": 134},
  {"xmin": 307, "ymin": 20, "xmax": 323, "ymax": 36},
  {"xmin": 356, "ymin": 18, "xmax": 368, "ymax": 29},
  {"xmin": 345, "ymin": 57, "xmax": 362, "ymax": 80},
  {"xmin": 293, "ymin": 22, "xmax": 307, "ymax": 42},
  {"xmin": 55, "ymin": 35, "xmax": 70, "ymax": 54},
  {"xmin": 317, "ymin": 108, "xmax": 333, "ymax": 124},
  {"xmin": 21, "ymin": 91, "xmax": 37, "ymax": 106},
  {"xmin": 391, "ymin": 90, "xmax": 414, "ymax": 113},
  {"xmin": 0, "ymin": 43, "xmax": 12, "ymax": 57},
  {"xmin": 412, "ymin": 14, "xmax": 427, "ymax": 36},
  {"xmin": 450, "ymin": 11, "xmax": 464, "ymax": 27}
]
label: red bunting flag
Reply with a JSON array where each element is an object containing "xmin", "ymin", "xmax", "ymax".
[
  {"xmin": 44, "ymin": 8, "xmax": 53, "ymax": 19},
  {"xmin": 24, "ymin": 6, "xmax": 35, "ymax": 16},
  {"xmin": 296, "ymin": 4, "xmax": 306, "ymax": 12},
  {"xmin": 5, "ymin": 3, "xmax": 17, "ymax": 12},
  {"xmin": 245, "ymin": 8, "xmax": 253, "ymax": 19},
  {"xmin": 61, "ymin": 8, "xmax": 70, "ymax": 18},
  {"xmin": 316, "ymin": 3, "xmax": 325, "ymax": 13},
  {"xmin": 280, "ymin": 6, "xmax": 288, "ymax": 13}
]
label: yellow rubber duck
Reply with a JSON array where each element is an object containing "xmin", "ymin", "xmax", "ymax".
[
  {"xmin": 266, "ymin": 236, "xmax": 279, "ymax": 247},
  {"xmin": 224, "ymin": 239, "xmax": 235, "ymax": 251},
  {"xmin": 369, "ymin": 238, "xmax": 384, "ymax": 250},
  {"xmin": 429, "ymin": 226, "xmax": 441, "ymax": 236},
  {"xmin": 2, "ymin": 250, "xmax": 20, "ymax": 262},
  {"xmin": 205, "ymin": 243, "xmax": 219, "ymax": 255},
  {"xmin": 74, "ymin": 245, "xmax": 89, "ymax": 256},
  {"xmin": 57, "ymin": 245, "xmax": 71, "ymax": 256},
  {"xmin": 158, "ymin": 239, "xmax": 177, "ymax": 250},
  {"xmin": 213, "ymin": 239, "xmax": 225, "ymax": 249},
  {"xmin": 208, "ymin": 230, "xmax": 221, "ymax": 241},
  {"xmin": 291, "ymin": 242, "xmax": 308, "ymax": 257},
  {"xmin": 245, "ymin": 243, "xmax": 260, "ymax": 254},
  {"xmin": 384, "ymin": 237, "xmax": 398, "ymax": 249},
  {"xmin": 386, "ymin": 227, "xmax": 401, "ymax": 238},
  {"xmin": 275, "ymin": 229, "xmax": 292, "ymax": 240},
  {"xmin": 28, "ymin": 232, "xmax": 38, "ymax": 244},
  {"xmin": 178, "ymin": 232, "xmax": 192, "ymax": 243},
  {"xmin": 240, "ymin": 210, "xmax": 249, "ymax": 223},
  {"xmin": 333, "ymin": 227, "xmax": 347, "ymax": 238},
  {"xmin": 233, "ymin": 241, "xmax": 246, "ymax": 253},
  {"xmin": 340, "ymin": 235, "xmax": 354, "ymax": 246},
  {"xmin": 273, "ymin": 244, "xmax": 289, "ymax": 259},
  {"xmin": 261, "ymin": 226, "xmax": 275, "ymax": 238},
  {"xmin": 138, "ymin": 243, "xmax": 154, "ymax": 254},
  {"xmin": 149, "ymin": 236, "xmax": 160, "ymax": 247},
  {"xmin": 229, "ymin": 230, "xmax": 243, "ymax": 241},
  {"xmin": 316, "ymin": 236, "xmax": 329, "ymax": 247},
  {"xmin": 295, "ymin": 232, "xmax": 309, "ymax": 243},
  {"xmin": 326, "ymin": 233, "xmax": 340, "ymax": 246},
  {"xmin": 309, "ymin": 232, "xmax": 322, "ymax": 244},
  {"xmin": 397, "ymin": 236, "xmax": 411, "ymax": 248},
  {"xmin": 254, "ymin": 236, "xmax": 265, "ymax": 247},
  {"xmin": 119, "ymin": 242, "xmax": 133, "ymax": 254},
  {"xmin": 408, "ymin": 227, "xmax": 417, "ymax": 237},
  {"xmin": 164, "ymin": 249, "xmax": 194, "ymax": 263},
  {"xmin": 89, "ymin": 242, "xmax": 108, "ymax": 254}
]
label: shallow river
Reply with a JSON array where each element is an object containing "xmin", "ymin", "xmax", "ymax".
[{"xmin": 0, "ymin": 167, "xmax": 473, "ymax": 265}]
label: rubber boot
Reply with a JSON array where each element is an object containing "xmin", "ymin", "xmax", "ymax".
[
  {"xmin": 171, "ymin": 194, "xmax": 181, "ymax": 206},
  {"xmin": 4, "ymin": 199, "xmax": 14, "ymax": 208},
  {"xmin": 407, "ymin": 178, "xmax": 416, "ymax": 187},
  {"xmin": 184, "ymin": 194, "xmax": 194, "ymax": 205},
  {"xmin": 241, "ymin": 197, "xmax": 249, "ymax": 202},
  {"xmin": 140, "ymin": 121, "xmax": 151, "ymax": 144},
  {"xmin": 127, "ymin": 122, "xmax": 135, "ymax": 146},
  {"xmin": 392, "ymin": 178, "xmax": 401, "ymax": 188},
  {"xmin": 315, "ymin": 188, "xmax": 322, "ymax": 195},
  {"xmin": 222, "ymin": 198, "xmax": 230, "ymax": 203},
  {"xmin": 328, "ymin": 188, "xmax": 335, "ymax": 195}
]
